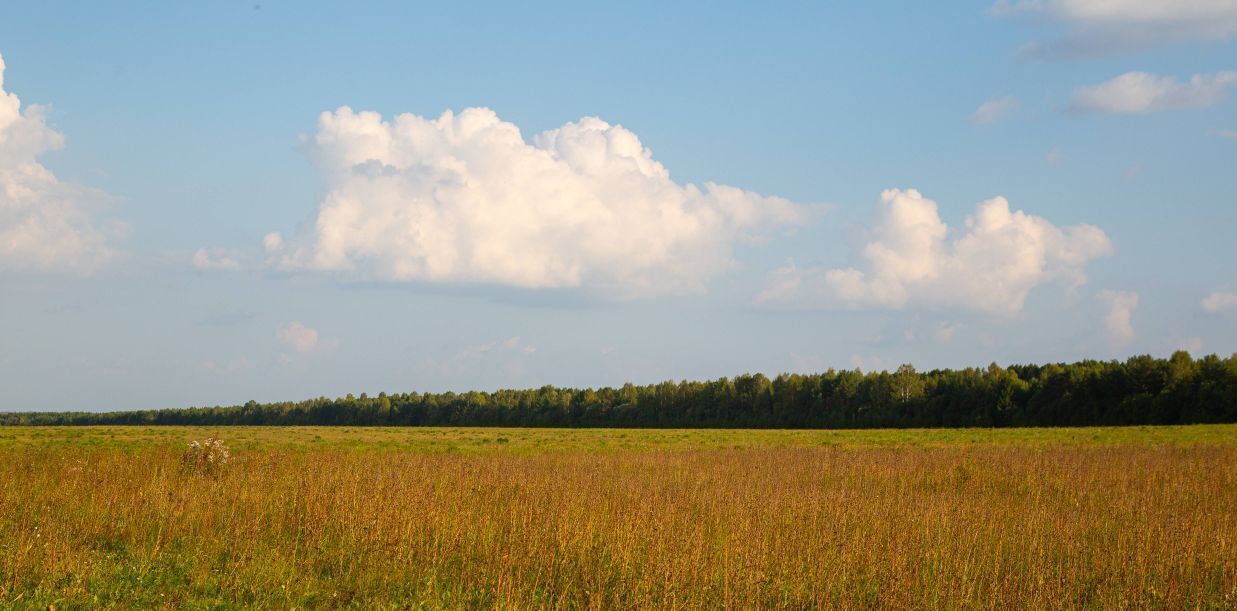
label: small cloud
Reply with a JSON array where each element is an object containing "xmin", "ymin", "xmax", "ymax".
[
  {"xmin": 1122, "ymin": 164, "xmax": 1144, "ymax": 180},
  {"xmin": 1202, "ymin": 291, "xmax": 1237, "ymax": 313},
  {"xmin": 1045, "ymin": 148, "xmax": 1065, "ymax": 166},
  {"xmin": 1098, "ymin": 289, "xmax": 1138, "ymax": 348},
  {"xmin": 262, "ymin": 232, "xmax": 283, "ymax": 253},
  {"xmin": 277, "ymin": 321, "xmax": 320, "ymax": 353},
  {"xmin": 1069, "ymin": 71, "xmax": 1237, "ymax": 114},
  {"xmin": 191, "ymin": 248, "xmax": 243, "ymax": 271},
  {"xmin": 1218, "ymin": 129, "xmax": 1237, "ymax": 140},
  {"xmin": 971, "ymin": 96, "xmax": 1020, "ymax": 124},
  {"xmin": 897, "ymin": 320, "xmax": 961, "ymax": 344}
]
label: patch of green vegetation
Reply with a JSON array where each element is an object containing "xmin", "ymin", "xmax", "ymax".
[{"xmin": 0, "ymin": 423, "xmax": 1231, "ymax": 454}]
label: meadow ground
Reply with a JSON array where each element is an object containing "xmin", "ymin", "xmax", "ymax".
[{"xmin": 0, "ymin": 425, "xmax": 1234, "ymax": 608}]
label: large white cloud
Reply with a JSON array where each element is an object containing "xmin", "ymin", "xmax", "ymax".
[
  {"xmin": 0, "ymin": 53, "xmax": 120, "ymax": 273},
  {"xmin": 758, "ymin": 189, "xmax": 1112, "ymax": 315},
  {"xmin": 993, "ymin": 0, "xmax": 1237, "ymax": 58},
  {"xmin": 1070, "ymin": 71, "xmax": 1237, "ymax": 114},
  {"xmin": 268, "ymin": 107, "xmax": 806, "ymax": 298}
]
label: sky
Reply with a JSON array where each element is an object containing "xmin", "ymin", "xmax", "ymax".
[{"xmin": 1, "ymin": 1, "xmax": 1235, "ymax": 411}]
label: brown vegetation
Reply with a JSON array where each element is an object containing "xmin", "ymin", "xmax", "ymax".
[{"xmin": 0, "ymin": 431, "xmax": 1234, "ymax": 608}]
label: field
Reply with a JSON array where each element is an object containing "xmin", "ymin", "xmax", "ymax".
[{"xmin": 1, "ymin": 425, "xmax": 1235, "ymax": 609}]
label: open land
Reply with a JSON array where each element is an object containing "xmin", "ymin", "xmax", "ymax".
[{"xmin": 1, "ymin": 425, "xmax": 1234, "ymax": 608}]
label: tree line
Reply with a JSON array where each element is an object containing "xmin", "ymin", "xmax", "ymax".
[{"xmin": 3, "ymin": 352, "xmax": 1235, "ymax": 428}]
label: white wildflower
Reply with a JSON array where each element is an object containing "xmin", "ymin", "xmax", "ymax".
[{"xmin": 181, "ymin": 437, "xmax": 231, "ymax": 477}]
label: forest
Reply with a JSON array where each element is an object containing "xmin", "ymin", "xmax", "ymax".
[{"xmin": 3, "ymin": 351, "xmax": 1235, "ymax": 428}]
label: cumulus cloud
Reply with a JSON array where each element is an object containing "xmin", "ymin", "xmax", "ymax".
[
  {"xmin": 1202, "ymin": 291, "xmax": 1237, "ymax": 312},
  {"xmin": 758, "ymin": 189, "xmax": 1112, "ymax": 315},
  {"xmin": 268, "ymin": 107, "xmax": 806, "ymax": 298},
  {"xmin": 993, "ymin": 0, "xmax": 1237, "ymax": 58},
  {"xmin": 276, "ymin": 321, "xmax": 321, "ymax": 353},
  {"xmin": 0, "ymin": 52, "xmax": 121, "ymax": 273},
  {"xmin": 1098, "ymin": 289, "xmax": 1138, "ymax": 348},
  {"xmin": 1069, "ymin": 71, "xmax": 1237, "ymax": 113},
  {"xmin": 191, "ymin": 247, "xmax": 242, "ymax": 271},
  {"xmin": 971, "ymin": 96, "xmax": 1020, "ymax": 124}
]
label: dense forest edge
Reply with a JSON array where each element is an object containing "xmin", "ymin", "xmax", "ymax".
[{"xmin": 3, "ymin": 352, "xmax": 1236, "ymax": 428}]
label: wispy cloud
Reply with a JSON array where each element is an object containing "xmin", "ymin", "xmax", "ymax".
[
  {"xmin": 1202, "ymin": 291, "xmax": 1237, "ymax": 312},
  {"xmin": 424, "ymin": 336, "xmax": 539, "ymax": 381},
  {"xmin": 1069, "ymin": 71, "xmax": 1237, "ymax": 114},
  {"xmin": 192, "ymin": 248, "xmax": 243, "ymax": 271},
  {"xmin": 1098, "ymin": 289, "xmax": 1138, "ymax": 348},
  {"xmin": 971, "ymin": 96, "xmax": 1020, "ymax": 124},
  {"xmin": 992, "ymin": 0, "xmax": 1237, "ymax": 59}
]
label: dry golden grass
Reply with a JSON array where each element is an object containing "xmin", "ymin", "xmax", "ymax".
[{"xmin": 0, "ymin": 427, "xmax": 1234, "ymax": 608}]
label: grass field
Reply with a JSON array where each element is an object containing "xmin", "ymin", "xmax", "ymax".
[{"xmin": 1, "ymin": 425, "xmax": 1235, "ymax": 608}]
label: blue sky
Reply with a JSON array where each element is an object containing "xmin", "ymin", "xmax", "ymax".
[{"xmin": 1, "ymin": 1, "xmax": 1235, "ymax": 411}]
